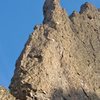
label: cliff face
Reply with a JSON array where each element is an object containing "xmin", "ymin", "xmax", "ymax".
[{"xmin": 0, "ymin": 0, "xmax": 100, "ymax": 100}]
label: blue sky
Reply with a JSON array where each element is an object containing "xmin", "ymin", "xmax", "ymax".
[{"xmin": 0, "ymin": 0, "xmax": 99, "ymax": 89}]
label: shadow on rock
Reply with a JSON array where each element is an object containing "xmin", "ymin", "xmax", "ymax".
[{"xmin": 51, "ymin": 88, "xmax": 100, "ymax": 100}]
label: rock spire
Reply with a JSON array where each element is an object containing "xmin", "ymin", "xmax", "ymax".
[{"xmin": 43, "ymin": 0, "xmax": 68, "ymax": 28}]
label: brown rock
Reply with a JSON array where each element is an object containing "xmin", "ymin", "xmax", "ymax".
[{"xmin": 8, "ymin": 0, "xmax": 100, "ymax": 100}]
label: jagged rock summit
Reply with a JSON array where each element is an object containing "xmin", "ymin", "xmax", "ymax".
[{"xmin": 0, "ymin": 1, "xmax": 100, "ymax": 100}]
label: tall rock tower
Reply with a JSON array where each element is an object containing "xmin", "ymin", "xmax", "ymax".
[{"xmin": 8, "ymin": 0, "xmax": 100, "ymax": 100}]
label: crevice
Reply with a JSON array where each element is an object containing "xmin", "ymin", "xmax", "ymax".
[
  {"xmin": 89, "ymin": 39, "xmax": 95, "ymax": 51},
  {"xmin": 75, "ymin": 35, "xmax": 91, "ymax": 57},
  {"xmin": 93, "ymin": 53, "xmax": 96, "ymax": 67},
  {"xmin": 81, "ymin": 87, "xmax": 91, "ymax": 100}
]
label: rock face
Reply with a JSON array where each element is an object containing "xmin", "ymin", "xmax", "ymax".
[{"xmin": 1, "ymin": 0, "xmax": 100, "ymax": 100}]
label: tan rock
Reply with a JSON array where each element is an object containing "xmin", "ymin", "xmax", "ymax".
[
  {"xmin": 0, "ymin": 86, "xmax": 15, "ymax": 100},
  {"xmin": 8, "ymin": 0, "xmax": 100, "ymax": 100}
]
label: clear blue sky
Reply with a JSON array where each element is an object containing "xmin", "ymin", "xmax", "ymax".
[{"xmin": 0, "ymin": 0, "xmax": 99, "ymax": 89}]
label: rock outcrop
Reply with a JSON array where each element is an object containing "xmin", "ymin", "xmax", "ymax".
[{"xmin": 1, "ymin": 0, "xmax": 100, "ymax": 100}]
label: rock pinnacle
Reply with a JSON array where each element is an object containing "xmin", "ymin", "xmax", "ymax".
[{"xmin": 43, "ymin": 0, "xmax": 68, "ymax": 27}]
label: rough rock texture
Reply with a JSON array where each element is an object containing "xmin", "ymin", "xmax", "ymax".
[
  {"xmin": 0, "ymin": 86, "xmax": 15, "ymax": 100},
  {"xmin": 1, "ymin": 0, "xmax": 100, "ymax": 100}
]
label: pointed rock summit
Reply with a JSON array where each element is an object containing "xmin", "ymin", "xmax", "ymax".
[
  {"xmin": 80, "ymin": 2, "xmax": 97, "ymax": 13},
  {"xmin": 43, "ymin": 0, "xmax": 69, "ymax": 28},
  {"xmin": 0, "ymin": 1, "xmax": 100, "ymax": 100},
  {"xmin": 43, "ymin": 0, "xmax": 61, "ymax": 23}
]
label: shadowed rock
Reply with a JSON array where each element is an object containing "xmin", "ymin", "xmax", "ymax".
[{"xmin": 51, "ymin": 88, "xmax": 100, "ymax": 100}]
